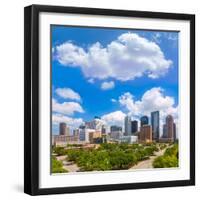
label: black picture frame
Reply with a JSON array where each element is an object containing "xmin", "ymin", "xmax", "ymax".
[{"xmin": 24, "ymin": 4, "xmax": 195, "ymax": 196}]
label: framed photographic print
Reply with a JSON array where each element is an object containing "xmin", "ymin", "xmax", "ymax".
[{"xmin": 24, "ymin": 4, "xmax": 195, "ymax": 195}]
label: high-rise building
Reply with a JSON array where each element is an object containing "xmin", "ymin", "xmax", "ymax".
[
  {"xmin": 79, "ymin": 128, "xmax": 96, "ymax": 143},
  {"xmin": 85, "ymin": 117, "xmax": 104, "ymax": 131},
  {"xmin": 89, "ymin": 131, "xmax": 102, "ymax": 143},
  {"xmin": 163, "ymin": 124, "xmax": 167, "ymax": 138},
  {"xmin": 164, "ymin": 115, "xmax": 174, "ymax": 142},
  {"xmin": 110, "ymin": 125, "xmax": 123, "ymax": 140},
  {"xmin": 59, "ymin": 122, "xmax": 66, "ymax": 135},
  {"xmin": 139, "ymin": 125, "xmax": 152, "ymax": 143},
  {"xmin": 140, "ymin": 116, "xmax": 149, "ymax": 127},
  {"xmin": 110, "ymin": 131, "xmax": 123, "ymax": 140},
  {"xmin": 151, "ymin": 111, "xmax": 160, "ymax": 141},
  {"xmin": 79, "ymin": 128, "xmax": 86, "ymax": 142},
  {"xmin": 110, "ymin": 125, "xmax": 122, "ymax": 132},
  {"xmin": 52, "ymin": 135, "xmax": 79, "ymax": 146},
  {"xmin": 124, "ymin": 115, "xmax": 132, "ymax": 136},
  {"xmin": 59, "ymin": 122, "xmax": 70, "ymax": 136},
  {"xmin": 173, "ymin": 123, "xmax": 176, "ymax": 141},
  {"xmin": 166, "ymin": 115, "xmax": 174, "ymax": 140},
  {"xmin": 101, "ymin": 125, "xmax": 106, "ymax": 134},
  {"xmin": 73, "ymin": 128, "xmax": 79, "ymax": 136},
  {"xmin": 79, "ymin": 124, "xmax": 85, "ymax": 129},
  {"xmin": 131, "ymin": 120, "xmax": 138, "ymax": 135}
]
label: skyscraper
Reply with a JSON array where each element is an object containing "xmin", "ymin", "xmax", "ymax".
[
  {"xmin": 139, "ymin": 125, "xmax": 152, "ymax": 143},
  {"xmin": 140, "ymin": 116, "xmax": 149, "ymax": 127},
  {"xmin": 85, "ymin": 117, "xmax": 104, "ymax": 131},
  {"xmin": 59, "ymin": 122, "xmax": 70, "ymax": 136},
  {"xmin": 110, "ymin": 125, "xmax": 122, "ymax": 132},
  {"xmin": 131, "ymin": 120, "xmax": 138, "ymax": 135},
  {"xmin": 165, "ymin": 115, "xmax": 174, "ymax": 142},
  {"xmin": 173, "ymin": 123, "xmax": 176, "ymax": 141},
  {"xmin": 151, "ymin": 111, "xmax": 160, "ymax": 141},
  {"xmin": 73, "ymin": 128, "xmax": 79, "ymax": 136},
  {"xmin": 163, "ymin": 124, "xmax": 167, "ymax": 138},
  {"xmin": 124, "ymin": 115, "xmax": 132, "ymax": 136},
  {"xmin": 101, "ymin": 125, "xmax": 106, "ymax": 134}
]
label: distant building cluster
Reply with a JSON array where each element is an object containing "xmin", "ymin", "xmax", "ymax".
[{"xmin": 52, "ymin": 111, "xmax": 177, "ymax": 146}]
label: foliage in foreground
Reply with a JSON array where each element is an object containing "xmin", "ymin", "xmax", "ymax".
[
  {"xmin": 153, "ymin": 144, "xmax": 178, "ymax": 168},
  {"xmin": 52, "ymin": 146, "xmax": 68, "ymax": 156},
  {"xmin": 52, "ymin": 156, "xmax": 68, "ymax": 173},
  {"xmin": 66, "ymin": 143, "xmax": 159, "ymax": 171}
]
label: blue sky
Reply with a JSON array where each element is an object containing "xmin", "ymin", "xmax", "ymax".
[{"xmin": 51, "ymin": 25, "xmax": 178, "ymax": 135}]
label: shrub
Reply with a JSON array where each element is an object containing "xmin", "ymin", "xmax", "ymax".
[
  {"xmin": 52, "ymin": 146, "xmax": 67, "ymax": 156},
  {"xmin": 51, "ymin": 156, "xmax": 68, "ymax": 173},
  {"xmin": 153, "ymin": 144, "xmax": 179, "ymax": 168},
  {"xmin": 61, "ymin": 143, "xmax": 161, "ymax": 171}
]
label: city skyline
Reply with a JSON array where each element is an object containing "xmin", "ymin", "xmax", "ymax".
[
  {"xmin": 52, "ymin": 111, "xmax": 178, "ymax": 173},
  {"xmin": 55, "ymin": 110, "xmax": 177, "ymax": 140},
  {"xmin": 51, "ymin": 26, "xmax": 179, "ymax": 138}
]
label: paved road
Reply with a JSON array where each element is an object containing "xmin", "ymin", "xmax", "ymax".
[
  {"xmin": 56, "ymin": 155, "xmax": 80, "ymax": 172},
  {"xmin": 129, "ymin": 148, "xmax": 166, "ymax": 170}
]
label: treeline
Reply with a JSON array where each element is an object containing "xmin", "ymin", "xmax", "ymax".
[{"xmin": 153, "ymin": 144, "xmax": 178, "ymax": 168}]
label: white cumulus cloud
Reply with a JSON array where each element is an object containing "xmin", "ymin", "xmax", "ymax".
[
  {"xmin": 52, "ymin": 113, "xmax": 83, "ymax": 128},
  {"xmin": 101, "ymin": 81, "xmax": 115, "ymax": 90},
  {"xmin": 87, "ymin": 78, "xmax": 95, "ymax": 84},
  {"xmin": 55, "ymin": 88, "xmax": 81, "ymax": 101},
  {"xmin": 111, "ymin": 98, "xmax": 117, "ymax": 103},
  {"xmin": 52, "ymin": 98, "xmax": 84, "ymax": 115},
  {"xmin": 119, "ymin": 92, "xmax": 137, "ymax": 113},
  {"xmin": 119, "ymin": 87, "xmax": 177, "ymax": 117},
  {"xmin": 118, "ymin": 87, "xmax": 178, "ymax": 135},
  {"xmin": 101, "ymin": 110, "xmax": 126, "ymax": 127},
  {"xmin": 53, "ymin": 32, "xmax": 172, "ymax": 81}
]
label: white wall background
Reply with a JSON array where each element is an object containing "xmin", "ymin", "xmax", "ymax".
[{"xmin": 0, "ymin": 0, "xmax": 199, "ymax": 199}]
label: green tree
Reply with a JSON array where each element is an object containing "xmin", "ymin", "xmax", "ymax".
[
  {"xmin": 51, "ymin": 156, "xmax": 68, "ymax": 173},
  {"xmin": 53, "ymin": 146, "xmax": 67, "ymax": 156},
  {"xmin": 153, "ymin": 144, "xmax": 179, "ymax": 168}
]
